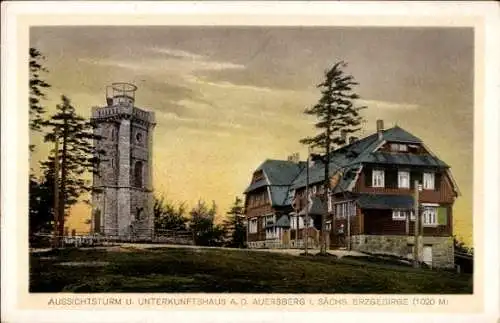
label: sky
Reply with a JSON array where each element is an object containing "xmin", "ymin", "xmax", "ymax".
[{"xmin": 29, "ymin": 26, "xmax": 474, "ymax": 245}]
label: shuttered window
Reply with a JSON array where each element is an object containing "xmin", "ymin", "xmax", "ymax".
[{"xmin": 437, "ymin": 207, "xmax": 448, "ymax": 225}]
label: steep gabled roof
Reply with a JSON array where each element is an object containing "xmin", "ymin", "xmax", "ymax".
[
  {"xmin": 290, "ymin": 126, "xmax": 451, "ymax": 192},
  {"xmin": 244, "ymin": 159, "xmax": 304, "ymax": 193},
  {"xmin": 268, "ymin": 186, "xmax": 290, "ymax": 207},
  {"xmin": 382, "ymin": 126, "xmax": 422, "ymax": 143},
  {"xmin": 298, "ymin": 196, "xmax": 327, "ymax": 216},
  {"xmin": 244, "ymin": 125, "xmax": 458, "ymax": 200},
  {"xmin": 258, "ymin": 159, "xmax": 305, "ymax": 185}
]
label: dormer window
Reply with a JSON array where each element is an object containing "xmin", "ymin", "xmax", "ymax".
[{"xmin": 390, "ymin": 143, "xmax": 408, "ymax": 152}]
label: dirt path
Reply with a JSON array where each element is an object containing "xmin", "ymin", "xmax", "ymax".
[
  {"xmin": 30, "ymin": 243, "xmax": 367, "ymax": 259},
  {"xmin": 115, "ymin": 243, "xmax": 367, "ymax": 258}
]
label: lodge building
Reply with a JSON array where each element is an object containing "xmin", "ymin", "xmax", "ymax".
[{"xmin": 243, "ymin": 121, "xmax": 459, "ymax": 268}]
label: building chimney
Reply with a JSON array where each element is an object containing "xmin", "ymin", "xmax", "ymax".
[
  {"xmin": 287, "ymin": 153, "xmax": 300, "ymax": 164},
  {"xmin": 376, "ymin": 119, "xmax": 384, "ymax": 132},
  {"xmin": 376, "ymin": 119, "xmax": 384, "ymax": 140}
]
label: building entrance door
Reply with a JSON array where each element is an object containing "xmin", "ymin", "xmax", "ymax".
[{"xmin": 423, "ymin": 246, "xmax": 433, "ymax": 267}]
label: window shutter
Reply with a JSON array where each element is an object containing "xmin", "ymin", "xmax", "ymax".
[
  {"xmin": 435, "ymin": 172, "xmax": 442, "ymax": 191},
  {"xmin": 437, "ymin": 206, "xmax": 447, "ymax": 225},
  {"xmin": 365, "ymin": 168, "xmax": 372, "ymax": 187}
]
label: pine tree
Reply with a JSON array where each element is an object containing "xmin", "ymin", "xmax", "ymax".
[
  {"xmin": 29, "ymin": 48, "xmax": 51, "ymax": 151},
  {"xmin": 189, "ymin": 200, "xmax": 225, "ymax": 246},
  {"xmin": 300, "ymin": 61, "xmax": 366, "ymax": 254},
  {"xmin": 222, "ymin": 197, "xmax": 246, "ymax": 248},
  {"xmin": 41, "ymin": 95, "xmax": 104, "ymax": 238},
  {"xmin": 153, "ymin": 194, "xmax": 188, "ymax": 232},
  {"xmin": 29, "ymin": 173, "xmax": 54, "ymax": 235}
]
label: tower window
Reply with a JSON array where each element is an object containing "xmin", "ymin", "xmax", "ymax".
[
  {"xmin": 135, "ymin": 207, "xmax": 144, "ymax": 221},
  {"xmin": 136, "ymin": 132, "xmax": 143, "ymax": 145},
  {"xmin": 134, "ymin": 161, "xmax": 144, "ymax": 188},
  {"xmin": 93, "ymin": 209, "xmax": 101, "ymax": 233}
]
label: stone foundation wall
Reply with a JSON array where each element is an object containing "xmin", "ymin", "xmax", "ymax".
[
  {"xmin": 247, "ymin": 238, "xmax": 319, "ymax": 250},
  {"xmin": 351, "ymin": 235, "xmax": 454, "ymax": 268}
]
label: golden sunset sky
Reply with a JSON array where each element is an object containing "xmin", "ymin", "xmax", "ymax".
[{"xmin": 29, "ymin": 26, "xmax": 474, "ymax": 245}]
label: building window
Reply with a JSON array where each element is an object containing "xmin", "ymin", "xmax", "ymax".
[
  {"xmin": 249, "ymin": 218, "xmax": 258, "ymax": 233},
  {"xmin": 350, "ymin": 202, "xmax": 357, "ymax": 217},
  {"xmin": 266, "ymin": 227, "xmax": 279, "ymax": 240},
  {"xmin": 372, "ymin": 170, "xmax": 385, "ymax": 188},
  {"xmin": 422, "ymin": 206, "xmax": 438, "ymax": 226},
  {"xmin": 423, "ymin": 172, "xmax": 435, "ymax": 190},
  {"xmin": 93, "ymin": 209, "xmax": 101, "ymax": 233},
  {"xmin": 135, "ymin": 207, "xmax": 143, "ymax": 221},
  {"xmin": 398, "ymin": 171, "xmax": 410, "ymax": 189},
  {"xmin": 391, "ymin": 143, "xmax": 408, "ymax": 152},
  {"xmin": 265, "ymin": 214, "xmax": 275, "ymax": 226},
  {"xmin": 392, "ymin": 210, "xmax": 415, "ymax": 221},
  {"xmin": 312, "ymin": 186, "xmax": 317, "ymax": 195},
  {"xmin": 334, "ymin": 201, "xmax": 356, "ymax": 219},
  {"xmin": 133, "ymin": 161, "xmax": 144, "ymax": 188},
  {"xmin": 392, "ymin": 210, "xmax": 406, "ymax": 220},
  {"xmin": 136, "ymin": 132, "xmax": 143, "ymax": 145}
]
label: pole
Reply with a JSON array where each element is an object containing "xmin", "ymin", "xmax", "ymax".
[
  {"xmin": 102, "ymin": 188, "xmax": 106, "ymax": 235},
  {"xmin": 347, "ymin": 201, "xmax": 351, "ymax": 251},
  {"xmin": 305, "ymin": 150, "xmax": 309, "ymax": 255},
  {"xmin": 420, "ymin": 195, "xmax": 425, "ymax": 265},
  {"xmin": 52, "ymin": 138, "xmax": 60, "ymax": 248},
  {"xmin": 413, "ymin": 180, "xmax": 420, "ymax": 268},
  {"xmin": 405, "ymin": 208, "xmax": 410, "ymax": 235}
]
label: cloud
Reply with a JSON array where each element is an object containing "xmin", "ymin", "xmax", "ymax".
[
  {"xmin": 157, "ymin": 106, "xmax": 244, "ymax": 132},
  {"xmin": 78, "ymin": 57, "xmax": 245, "ymax": 75},
  {"xmin": 184, "ymin": 75, "xmax": 273, "ymax": 93},
  {"xmin": 149, "ymin": 47, "xmax": 245, "ymax": 71},
  {"xmin": 150, "ymin": 47, "xmax": 205, "ymax": 60},
  {"xmin": 358, "ymin": 99, "xmax": 420, "ymax": 110}
]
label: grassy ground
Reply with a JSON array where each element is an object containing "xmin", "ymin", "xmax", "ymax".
[{"xmin": 30, "ymin": 247, "xmax": 472, "ymax": 294}]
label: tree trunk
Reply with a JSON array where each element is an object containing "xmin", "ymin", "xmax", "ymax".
[
  {"xmin": 321, "ymin": 119, "xmax": 332, "ymax": 255},
  {"xmin": 58, "ymin": 118, "xmax": 68, "ymax": 244},
  {"xmin": 52, "ymin": 139, "xmax": 60, "ymax": 248}
]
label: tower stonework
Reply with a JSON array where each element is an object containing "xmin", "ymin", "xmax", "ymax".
[{"xmin": 91, "ymin": 83, "xmax": 156, "ymax": 240}]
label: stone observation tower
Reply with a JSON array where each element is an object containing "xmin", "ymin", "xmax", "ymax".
[{"xmin": 90, "ymin": 83, "xmax": 156, "ymax": 240}]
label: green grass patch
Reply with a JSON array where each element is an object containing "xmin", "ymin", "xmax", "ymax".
[{"xmin": 30, "ymin": 247, "xmax": 472, "ymax": 294}]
